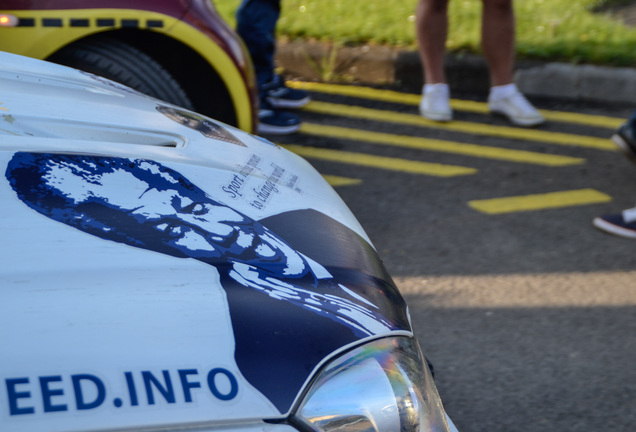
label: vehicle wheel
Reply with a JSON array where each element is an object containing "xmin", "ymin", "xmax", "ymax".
[{"xmin": 49, "ymin": 37, "xmax": 194, "ymax": 110}]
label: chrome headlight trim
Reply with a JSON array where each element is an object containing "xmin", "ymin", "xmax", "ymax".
[{"xmin": 292, "ymin": 336, "xmax": 451, "ymax": 432}]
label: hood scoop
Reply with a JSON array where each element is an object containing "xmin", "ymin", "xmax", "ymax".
[{"xmin": 1, "ymin": 115, "xmax": 184, "ymax": 148}]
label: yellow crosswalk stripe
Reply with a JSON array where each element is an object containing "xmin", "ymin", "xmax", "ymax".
[
  {"xmin": 288, "ymin": 81, "xmax": 624, "ymax": 129},
  {"xmin": 282, "ymin": 82, "xmax": 618, "ymax": 212},
  {"xmin": 282, "ymin": 144, "xmax": 477, "ymax": 177},
  {"xmin": 468, "ymin": 189, "xmax": 612, "ymax": 214},
  {"xmin": 304, "ymin": 101, "xmax": 615, "ymax": 151},
  {"xmin": 322, "ymin": 175, "xmax": 362, "ymax": 187},
  {"xmin": 299, "ymin": 122, "xmax": 585, "ymax": 166}
]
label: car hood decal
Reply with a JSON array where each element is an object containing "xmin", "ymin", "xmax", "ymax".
[
  {"xmin": 0, "ymin": 52, "xmax": 411, "ymax": 427},
  {"xmin": 5, "ymin": 152, "xmax": 411, "ymax": 415}
]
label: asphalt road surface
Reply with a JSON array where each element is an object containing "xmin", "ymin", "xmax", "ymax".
[{"xmin": 267, "ymin": 83, "xmax": 636, "ymax": 432}]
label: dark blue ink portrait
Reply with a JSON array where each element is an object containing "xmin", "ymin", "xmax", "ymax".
[{"xmin": 6, "ymin": 152, "xmax": 409, "ymax": 412}]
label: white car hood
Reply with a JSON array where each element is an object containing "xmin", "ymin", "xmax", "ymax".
[{"xmin": 0, "ymin": 52, "xmax": 412, "ymax": 431}]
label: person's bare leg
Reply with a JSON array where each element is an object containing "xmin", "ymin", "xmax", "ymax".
[
  {"xmin": 482, "ymin": 0, "xmax": 544, "ymax": 125},
  {"xmin": 481, "ymin": 0, "xmax": 515, "ymax": 86},
  {"xmin": 416, "ymin": 0, "xmax": 449, "ymax": 84},
  {"xmin": 416, "ymin": 0, "xmax": 453, "ymax": 121}
]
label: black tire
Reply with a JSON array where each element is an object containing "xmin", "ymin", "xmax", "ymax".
[{"xmin": 49, "ymin": 37, "xmax": 194, "ymax": 110}]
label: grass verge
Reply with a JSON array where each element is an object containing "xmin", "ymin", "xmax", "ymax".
[{"xmin": 214, "ymin": 0, "xmax": 636, "ymax": 67}]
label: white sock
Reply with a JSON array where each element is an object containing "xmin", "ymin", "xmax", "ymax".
[
  {"xmin": 489, "ymin": 83, "xmax": 518, "ymax": 101},
  {"xmin": 423, "ymin": 83, "xmax": 450, "ymax": 96}
]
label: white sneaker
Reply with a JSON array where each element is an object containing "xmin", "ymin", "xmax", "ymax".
[
  {"xmin": 420, "ymin": 84, "xmax": 452, "ymax": 122},
  {"xmin": 488, "ymin": 89, "xmax": 545, "ymax": 127}
]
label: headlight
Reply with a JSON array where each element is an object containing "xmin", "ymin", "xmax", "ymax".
[{"xmin": 293, "ymin": 336, "xmax": 452, "ymax": 432}]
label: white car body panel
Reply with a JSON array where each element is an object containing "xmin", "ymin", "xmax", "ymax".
[{"xmin": 0, "ymin": 51, "xmax": 435, "ymax": 432}]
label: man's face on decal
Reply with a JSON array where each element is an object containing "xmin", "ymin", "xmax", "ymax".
[{"xmin": 48, "ymin": 159, "xmax": 305, "ymax": 274}]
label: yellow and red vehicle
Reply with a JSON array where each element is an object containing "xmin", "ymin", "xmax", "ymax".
[{"xmin": 0, "ymin": 0, "xmax": 258, "ymax": 132}]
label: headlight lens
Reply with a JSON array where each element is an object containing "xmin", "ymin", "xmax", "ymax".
[{"xmin": 293, "ymin": 336, "xmax": 451, "ymax": 432}]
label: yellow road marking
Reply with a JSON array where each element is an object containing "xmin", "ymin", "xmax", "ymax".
[
  {"xmin": 304, "ymin": 101, "xmax": 615, "ymax": 151},
  {"xmin": 300, "ymin": 123, "xmax": 584, "ymax": 166},
  {"xmin": 288, "ymin": 81, "xmax": 624, "ymax": 129},
  {"xmin": 322, "ymin": 175, "xmax": 362, "ymax": 187},
  {"xmin": 283, "ymin": 144, "xmax": 477, "ymax": 177},
  {"xmin": 468, "ymin": 189, "xmax": 612, "ymax": 214}
]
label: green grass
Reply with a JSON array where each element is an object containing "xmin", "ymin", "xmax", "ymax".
[{"xmin": 214, "ymin": 0, "xmax": 636, "ymax": 67}]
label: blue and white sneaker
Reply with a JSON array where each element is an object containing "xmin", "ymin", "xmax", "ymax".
[
  {"xmin": 593, "ymin": 206, "xmax": 636, "ymax": 239},
  {"xmin": 263, "ymin": 75, "xmax": 310, "ymax": 109},
  {"xmin": 257, "ymin": 100, "xmax": 301, "ymax": 135}
]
